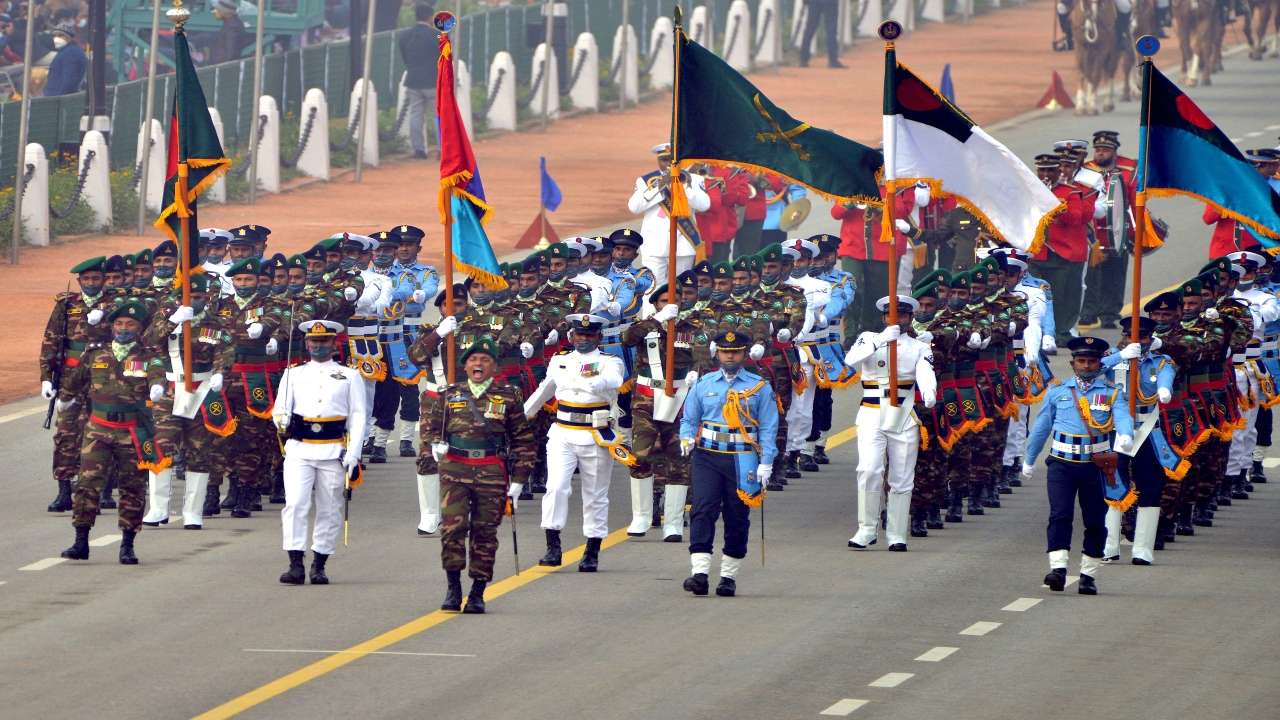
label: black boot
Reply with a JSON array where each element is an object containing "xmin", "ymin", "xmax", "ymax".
[
  {"xmin": 399, "ymin": 439, "xmax": 416, "ymax": 458},
  {"xmin": 799, "ymin": 452, "xmax": 819, "ymax": 472},
  {"xmin": 519, "ymin": 485, "xmax": 533, "ymax": 501},
  {"xmin": 1232, "ymin": 472, "xmax": 1250, "ymax": 500},
  {"xmin": 279, "ymin": 550, "xmax": 305, "ymax": 584},
  {"xmin": 1159, "ymin": 516, "xmax": 1176, "ymax": 544},
  {"xmin": 202, "ymin": 485, "xmax": 221, "ymax": 517},
  {"xmin": 100, "ymin": 477, "xmax": 117, "ymax": 509},
  {"xmin": 683, "ymin": 573, "xmax": 709, "ymax": 595},
  {"xmin": 1054, "ymin": 14, "xmax": 1074, "ymax": 51},
  {"xmin": 61, "ymin": 525, "xmax": 90, "ymax": 560},
  {"xmin": 1115, "ymin": 10, "xmax": 1132, "ymax": 48},
  {"xmin": 118, "ymin": 530, "xmax": 138, "ymax": 565},
  {"xmin": 1175, "ymin": 505, "xmax": 1195, "ymax": 535},
  {"xmin": 578, "ymin": 537, "xmax": 601, "ymax": 572},
  {"xmin": 1193, "ymin": 499, "xmax": 1214, "ymax": 527},
  {"xmin": 441, "ymin": 570, "xmax": 463, "ymax": 611},
  {"xmin": 1217, "ymin": 482, "xmax": 1233, "ymax": 506},
  {"xmin": 910, "ymin": 514, "xmax": 929, "ymax": 538},
  {"xmin": 813, "ymin": 445, "xmax": 830, "ymax": 465},
  {"xmin": 1077, "ymin": 574, "xmax": 1098, "ymax": 595},
  {"xmin": 369, "ymin": 444, "xmax": 387, "ymax": 464},
  {"xmin": 310, "ymin": 552, "xmax": 330, "ymax": 584},
  {"xmin": 767, "ymin": 474, "xmax": 785, "ymax": 492},
  {"xmin": 47, "ymin": 479, "xmax": 73, "ymax": 512},
  {"xmin": 1251, "ymin": 459, "xmax": 1268, "ymax": 484},
  {"xmin": 946, "ymin": 490, "xmax": 965, "ymax": 523},
  {"xmin": 984, "ymin": 481, "xmax": 1001, "ymax": 508},
  {"xmin": 1044, "ymin": 567, "xmax": 1067, "ymax": 591},
  {"xmin": 784, "ymin": 451, "xmax": 801, "ymax": 479},
  {"xmin": 463, "ymin": 579, "xmax": 487, "ymax": 614},
  {"xmin": 967, "ymin": 488, "xmax": 985, "ymax": 515},
  {"xmin": 715, "ymin": 576, "xmax": 737, "ymax": 597},
  {"xmin": 220, "ymin": 477, "xmax": 239, "ymax": 510},
  {"xmin": 269, "ymin": 469, "xmax": 286, "ymax": 504},
  {"xmin": 997, "ymin": 466, "xmax": 1014, "ymax": 494},
  {"xmin": 231, "ymin": 484, "xmax": 254, "ymax": 518},
  {"xmin": 1008, "ymin": 457, "xmax": 1023, "ymax": 487},
  {"xmin": 538, "ymin": 529, "xmax": 562, "ymax": 567},
  {"xmin": 361, "ymin": 436, "xmax": 374, "ymax": 460},
  {"xmin": 250, "ymin": 486, "xmax": 263, "ymax": 512},
  {"xmin": 926, "ymin": 505, "xmax": 944, "ymax": 530},
  {"xmin": 1122, "ymin": 507, "xmax": 1136, "ymax": 541}
]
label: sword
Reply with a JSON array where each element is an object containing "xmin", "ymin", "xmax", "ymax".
[
  {"xmin": 507, "ymin": 495, "xmax": 521, "ymax": 575},
  {"xmin": 760, "ymin": 493, "xmax": 766, "ymax": 568}
]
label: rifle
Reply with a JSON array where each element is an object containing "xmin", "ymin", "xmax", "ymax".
[{"xmin": 43, "ymin": 280, "xmax": 72, "ymax": 430}]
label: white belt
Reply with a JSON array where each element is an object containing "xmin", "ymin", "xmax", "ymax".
[
  {"xmin": 404, "ymin": 317, "xmax": 424, "ymax": 327},
  {"xmin": 602, "ymin": 323, "xmax": 632, "ymax": 339},
  {"xmin": 1051, "ymin": 439, "xmax": 1111, "ymax": 455},
  {"xmin": 166, "ymin": 370, "xmax": 213, "ymax": 382},
  {"xmin": 379, "ymin": 322, "xmax": 404, "ymax": 335},
  {"xmin": 698, "ymin": 426, "xmax": 756, "ymax": 443},
  {"xmin": 1012, "ymin": 339, "xmax": 1025, "ymax": 349}
]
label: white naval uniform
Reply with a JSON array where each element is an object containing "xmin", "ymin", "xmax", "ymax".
[
  {"xmin": 1229, "ymin": 287, "xmax": 1280, "ymax": 477},
  {"xmin": 845, "ymin": 331, "xmax": 937, "ymax": 547},
  {"xmin": 570, "ymin": 271, "xmax": 615, "ymax": 318},
  {"xmin": 525, "ymin": 348, "xmax": 626, "ymax": 539},
  {"xmin": 785, "ymin": 273, "xmax": 833, "ymax": 453},
  {"xmin": 627, "ymin": 173, "xmax": 709, "ymax": 282},
  {"xmin": 272, "ymin": 359, "xmax": 368, "ymax": 555},
  {"xmin": 200, "ymin": 260, "xmax": 234, "ymax": 296},
  {"xmin": 1005, "ymin": 285, "xmax": 1047, "ymax": 467}
]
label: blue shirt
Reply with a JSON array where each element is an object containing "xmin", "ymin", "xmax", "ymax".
[
  {"xmin": 680, "ymin": 369, "xmax": 780, "ymax": 466},
  {"xmin": 1101, "ymin": 349, "xmax": 1174, "ymax": 399},
  {"xmin": 609, "ymin": 264, "xmax": 654, "ymax": 320},
  {"xmin": 1019, "ymin": 275, "xmax": 1056, "ymax": 339},
  {"xmin": 392, "ymin": 260, "xmax": 440, "ymax": 327},
  {"xmin": 1026, "ymin": 376, "xmax": 1135, "ymax": 464}
]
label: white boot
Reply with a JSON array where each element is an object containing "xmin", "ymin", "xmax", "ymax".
[
  {"xmin": 400, "ymin": 421, "xmax": 417, "ymax": 442},
  {"xmin": 627, "ymin": 475, "xmax": 654, "ymax": 536},
  {"xmin": 690, "ymin": 551, "xmax": 712, "ymax": 575},
  {"xmin": 416, "ymin": 473, "xmax": 441, "ymax": 534},
  {"xmin": 849, "ymin": 485, "xmax": 882, "ymax": 548},
  {"xmin": 144, "ymin": 469, "xmax": 172, "ymax": 524},
  {"xmin": 885, "ymin": 491, "xmax": 912, "ymax": 547},
  {"xmin": 1103, "ymin": 507, "xmax": 1122, "ymax": 560},
  {"xmin": 1048, "ymin": 549, "xmax": 1070, "ymax": 570},
  {"xmin": 1131, "ymin": 507, "xmax": 1159, "ymax": 565},
  {"xmin": 720, "ymin": 554, "xmax": 743, "ymax": 579},
  {"xmin": 373, "ymin": 426, "xmax": 391, "ymax": 448},
  {"xmin": 181, "ymin": 471, "xmax": 210, "ymax": 528},
  {"xmin": 662, "ymin": 484, "xmax": 689, "ymax": 541}
]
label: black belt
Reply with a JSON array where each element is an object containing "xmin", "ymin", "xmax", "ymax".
[{"xmin": 286, "ymin": 415, "xmax": 346, "ymax": 441}]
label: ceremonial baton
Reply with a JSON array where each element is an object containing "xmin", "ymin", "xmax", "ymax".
[{"xmin": 507, "ymin": 495, "xmax": 521, "ymax": 575}]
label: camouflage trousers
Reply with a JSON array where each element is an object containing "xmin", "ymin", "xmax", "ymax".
[
  {"xmin": 230, "ymin": 378, "xmax": 279, "ymax": 492},
  {"xmin": 911, "ymin": 443, "xmax": 947, "ymax": 513},
  {"xmin": 758, "ymin": 360, "xmax": 793, "ymax": 458},
  {"xmin": 440, "ymin": 478, "xmax": 506, "ymax": 581},
  {"xmin": 52, "ymin": 393, "xmax": 88, "ymax": 482},
  {"xmin": 416, "ymin": 391, "xmax": 440, "ymax": 476},
  {"xmin": 207, "ymin": 433, "xmax": 235, "ymax": 490},
  {"xmin": 629, "ymin": 392, "xmax": 690, "ymax": 487},
  {"xmin": 968, "ymin": 417, "xmax": 1008, "ymax": 490},
  {"xmin": 154, "ymin": 405, "xmax": 218, "ymax": 474},
  {"xmin": 947, "ymin": 435, "xmax": 973, "ymax": 495},
  {"xmin": 72, "ymin": 420, "xmax": 146, "ymax": 531}
]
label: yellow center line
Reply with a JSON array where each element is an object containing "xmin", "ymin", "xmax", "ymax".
[{"xmin": 194, "ymin": 527, "xmax": 632, "ymax": 719}]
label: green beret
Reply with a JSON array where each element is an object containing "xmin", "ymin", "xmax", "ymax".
[
  {"xmin": 72, "ymin": 256, "xmax": 106, "ymax": 274},
  {"xmin": 134, "ymin": 249, "xmax": 153, "ymax": 266},
  {"xmin": 913, "ymin": 268, "xmax": 950, "ymax": 290},
  {"xmin": 286, "ymin": 254, "xmax": 306, "ymax": 270},
  {"xmin": 948, "ymin": 272, "xmax": 972, "ymax": 290},
  {"xmin": 731, "ymin": 256, "xmax": 752, "ymax": 272},
  {"xmin": 1179, "ymin": 278, "xmax": 1203, "ymax": 297},
  {"xmin": 760, "ymin": 244, "xmax": 783, "ymax": 263},
  {"xmin": 547, "ymin": 242, "xmax": 571, "ymax": 259},
  {"xmin": 107, "ymin": 300, "xmax": 150, "ymax": 325},
  {"xmin": 227, "ymin": 258, "xmax": 261, "ymax": 277},
  {"xmin": 747, "ymin": 255, "xmax": 761, "ymax": 272},
  {"xmin": 318, "ymin": 237, "xmax": 342, "ymax": 251},
  {"xmin": 712, "ymin": 262, "xmax": 733, "ymax": 278},
  {"xmin": 970, "ymin": 267, "xmax": 990, "ymax": 284},
  {"xmin": 1200, "ymin": 257, "xmax": 1232, "ymax": 275},
  {"xmin": 461, "ymin": 337, "xmax": 499, "ymax": 362},
  {"xmin": 912, "ymin": 282, "xmax": 939, "ymax": 300},
  {"xmin": 189, "ymin": 273, "xmax": 212, "ymax": 292}
]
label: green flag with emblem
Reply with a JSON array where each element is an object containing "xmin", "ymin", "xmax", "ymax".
[{"xmin": 671, "ymin": 24, "xmax": 883, "ymax": 204}]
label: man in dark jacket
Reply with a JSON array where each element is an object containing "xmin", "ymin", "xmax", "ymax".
[
  {"xmin": 44, "ymin": 23, "xmax": 86, "ymax": 97},
  {"xmin": 397, "ymin": 3, "xmax": 438, "ymax": 159}
]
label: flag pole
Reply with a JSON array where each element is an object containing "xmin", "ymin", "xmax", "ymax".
[
  {"xmin": 663, "ymin": 5, "xmax": 684, "ymax": 398},
  {"xmin": 1129, "ymin": 35, "xmax": 1159, "ymax": 416},
  {"xmin": 179, "ymin": 166, "xmax": 194, "ymax": 392},
  {"xmin": 443, "ymin": 190, "xmax": 456, "ymax": 383},
  {"xmin": 880, "ymin": 22, "xmax": 902, "ymax": 406}
]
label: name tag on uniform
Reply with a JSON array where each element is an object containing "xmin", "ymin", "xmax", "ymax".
[
  {"xmin": 92, "ymin": 361, "xmax": 109, "ymax": 369},
  {"xmin": 69, "ymin": 307, "xmax": 83, "ymax": 315},
  {"xmin": 448, "ymin": 401, "xmax": 468, "ymax": 410},
  {"xmin": 328, "ymin": 371, "xmax": 348, "ymax": 381}
]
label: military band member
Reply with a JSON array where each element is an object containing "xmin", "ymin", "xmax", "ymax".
[
  {"xmin": 628, "ymin": 142, "xmax": 710, "ymax": 282},
  {"xmin": 784, "ymin": 239, "xmax": 833, "ymax": 474},
  {"xmin": 1079, "ymin": 130, "xmax": 1137, "ymax": 330},
  {"xmin": 271, "ymin": 320, "xmax": 367, "ymax": 585},
  {"xmin": 424, "ymin": 338, "xmax": 535, "ymax": 614},
  {"xmin": 679, "ymin": 331, "xmax": 778, "ymax": 597},
  {"xmin": 844, "ymin": 296, "xmax": 938, "ymax": 551}
]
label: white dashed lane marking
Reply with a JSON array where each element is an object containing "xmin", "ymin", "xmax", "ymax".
[
  {"xmin": 1002, "ymin": 597, "xmax": 1043, "ymax": 612},
  {"xmin": 88, "ymin": 534, "xmax": 122, "ymax": 548},
  {"xmin": 1245, "ymin": 131, "xmax": 1264, "ymax": 138},
  {"xmin": 959, "ymin": 621, "xmax": 1002, "ymax": 636},
  {"xmin": 915, "ymin": 646, "xmax": 958, "ymax": 662},
  {"xmin": 1263, "ymin": 457, "xmax": 1280, "ymax": 469},
  {"xmin": 19, "ymin": 558, "xmax": 66, "ymax": 571},
  {"xmin": 868, "ymin": 672, "xmax": 914, "ymax": 688},
  {"xmin": 819, "ymin": 699, "xmax": 869, "ymax": 716}
]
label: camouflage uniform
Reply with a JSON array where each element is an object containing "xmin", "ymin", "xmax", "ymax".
[
  {"xmin": 424, "ymin": 380, "xmax": 535, "ymax": 581},
  {"xmin": 623, "ymin": 314, "xmax": 708, "ymax": 489},
  {"xmin": 910, "ymin": 316, "xmax": 953, "ymax": 522},
  {"xmin": 221, "ymin": 293, "xmax": 285, "ymax": 502},
  {"xmin": 752, "ymin": 280, "xmax": 807, "ymax": 460},
  {"xmin": 1153, "ymin": 315, "xmax": 1214, "ymax": 531},
  {"xmin": 41, "ymin": 290, "xmax": 117, "ymax": 486}
]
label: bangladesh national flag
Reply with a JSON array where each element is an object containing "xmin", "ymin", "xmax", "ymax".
[
  {"xmin": 883, "ymin": 49, "xmax": 1061, "ymax": 252},
  {"xmin": 1138, "ymin": 62, "xmax": 1280, "ymax": 243},
  {"xmin": 672, "ymin": 28, "xmax": 882, "ymax": 204},
  {"xmin": 153, "ymin": 29, "xmax": 232, "ymax": 272}
]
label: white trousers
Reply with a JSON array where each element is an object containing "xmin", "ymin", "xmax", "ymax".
[
  {"xmin": 640, "ymin": 253, "xmax": 694, "ymax": 288},
  {"xmin": 852, "ymin": 425, "xmax": 918, "ymax": 543},
  {"xmin": 281, "ymin": 456, "xmax": 345, "ymax": 555},
  {"xmin": 1004, "ymin": 404, "xmax": 1030, "ymax": 466},
  {"xmin": 541, "ymin": 434, "xmax": 614, "ymax": 539},
  {"xmin": 786, "ymin": 362, "xmax": 816, "ymax": 452},
  {"xmin": 1227, "ymin": 405, "xmax": 1260, "ymax": 475}
]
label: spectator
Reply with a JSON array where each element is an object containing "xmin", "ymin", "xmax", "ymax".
[
  {"xmin": 43, "ymin": 22, "xmax": 85, "ymax": 96},
  {"xmin": 0, "ymin": 13, "xmax": 19, "ymax": 64},
  {"xmin": 207, "ymin": 0, "xmax": 252, "ymax": 64},
  {"xmin": 798, "ymin": 0, "xmax": 845, "ymax": 69},
  {"xmin": 397, "ymin": 2, "xmax": 438, "ymax": 159}
]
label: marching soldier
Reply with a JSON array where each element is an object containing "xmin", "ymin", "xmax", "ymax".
[
  {"xmin": 423, "ymin": 338, "xmax": 536, "ymax": 614},
  {"xmin": 151, "ymin": 240, "xmax": 179, "ymax": 289},
  {"xmin": 628, "ymin": 142, "xmax": 710, "ymax": 281},
  {"xmin": 1079, "ymin": 130, "xmax": 1137, "ymax": 330},
  {"xmin": 754, "ymin": 244, "xmax": 807, "ymax": 484},
  {"xmin": 679, "ymin": 330, "xmax": 779, "ymax": 597},
  {"xmin": 785, "ymin": 239, "xmax": 834, "ymax": 474},
  {"xmin": 908, "ymin": 280, "xmax": 950, "ymax": 535},
  {"xmin": 271, "ymin": 320, "xmax": 367, "ymax": 585},
  {"xmin": 57, "ymin": 301, "xmax": 166, "ymax": 565},
  {"xmin": 1023, "ymin": 336, "xmax": 1134, "ymax": 596},
  {"xmin": 391, "ymin": 224, "xmax": 439, "ymax": 456},
  {"xmin": 366, "ymin": 229, "xmax": 413, "ymax": 463}
]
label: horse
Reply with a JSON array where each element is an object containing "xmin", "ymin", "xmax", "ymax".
[
  {"xmin": 1173, "ymin": 0, "xmax": 1225, "ymax": 86},
  {"xmin": 1245, "ymin": 0, "xmax": 1280, "ymax": 59},
  {"xmin": 1073, "ymin": 0, "xmax": 1123, "ymax": 114}
]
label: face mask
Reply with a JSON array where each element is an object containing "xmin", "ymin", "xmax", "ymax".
[
  {"xmin": 234, "ymin": 285, "xmax": 258, "ymax": 299},
  {"xmin": 288, "ymin": 283, "xmax": 306, "ymax": 295},
  {"xmin": 207, "ymin": 251, "xmax": 226, "ymax": 264},
  {"xmin": 272, "ymin": 283, "xmax": 289, "ymax": 295},
  {"xmin": 916, "ymin": 310, "xmax": 936, "ymax": 323},
  {"xmin": 472, "ymin": 293, "xmax": 491, "ymax": 306},
  {"xmin": 719, "ymin": 359, "xmax": 742, "ymax": 374},
  {"xmin": 710, "ymin": 289, "xmax": 730, "ymax": 303},
  {"xmin": 306, "ymin": 271, "xmax": 323, "ymax": 285},
  {"xmin": 592, "ymin": 266, "xmax": 609, "ymax": 277},
  {"xmin": 1077, "ymin": 369, "xmax": 1101, "ymax": 382},
  {"xmin": 113, "ymin": 330, "xmax": 137, "ymax": 344},
  {"xmin": 574, "ymin": 340, "xmax": 598, "ymax": 354},
  {"xmin": 154, "ymin": 265, "xmax": 175, "ymax": 279},
  {"xmin": 1154, "ymin": 321, "xmax": 1172, "ymax": 333},
  {"xmin": 761, "ymin": 271, "xmax": 780, "ymax": 285},
  {"xmin": 548, "ymin": 269, "xmax": 566, "ymax": 282},
  {"xmin": 308, "ymin": 344, "xmax": 334, "ymax": 362},
  {"xmin": 256, "ymin": 285, "xmax": 272, "ymax": 297},
  {"xmin": 190, "ymin": 299, "xmax": 207, "ymax": 314},
  {"xmin": 679, "ymin": 299, "xmax": 695, "ymax": 311},
  {"xmin": 731, "ymin": 285, "xmax": 750, "ymax": 297},
  {"xmin": 948, "ymin": 297, "xmax": 967, "ymax": 310},
  {"xmin": 697, "ymin": 286, "xmax": 712, "ymax": 300},
  {"xmin": 518, "ymin": 287, "xmax": 537, "ymax": 299},
  {"xmin": 807, "ymin": 267, "xmax": 824, "ymax": 277},
  {"xmin": 1182, "ymin": 310, "xmax": 1199, "ymax": 322},
  {"xmin": 340, "ymin": 257, "xmax": 358, "ymax": 270},
  {"xmin": 133, "ymin": 277, "xmax": 150, "ymax": 289},
  {"xmin": 613, "ymin": 258, "xmax": 631, "ymax": 270},
  {"xmin": 53, "ymin": 36, "xmax": 67, "ymax": 49},
  {"xmin": 789, "ymin": 267, "xmax": 807, "ymax": 279},
  {"xmin": 373, "ymin": 255, "xmax": 394, "ymax": 269},
  {"xmin": 1239, "ymin": 279, "xmax": 1254, "ymax": 289}
]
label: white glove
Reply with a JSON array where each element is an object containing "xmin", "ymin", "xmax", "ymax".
[
  {"xmin": 431, "ymin": 442, "xmax": 448, "ymax": 461},
  {"xmin": 1157, "ymin": 387, "xmax": 1172, "ymax": 404},
  {"xmin": 1021, "ymin": 462, "xmax": 1035, "ymax": 479},
  {"xmin": 246, "ymin": 322, "xmax": 264, "ymax": 339},
  {"xmin": 894, "ymin": 219, "xmax": 912, "ymax": 234},
  {"xmin": 265, "ymin": 338, "xmax": 279, "ymax": 356},
  {"xmin": 708, "ymin": 341, "xmax": 718, "ymax": 355},
  {"xmin": 411, "ymin": 289, "xmax": 426, "ymax": 304},
  {"xmin": 1114, "ymin": 434, "xmax": 1134, "ymax": 453},
  {"xmin": 40, "ymin": 380, "xmax": 54, "ymax": 400},
  {"xmin": 1042, "ymin": 335, "xmax": 1058, "ymax": 353},
  {"xmin": 816, "ymin": 313, "xmax": 829, "ymax": 328},
  {"xmin": 1119, "ymin": 342, "xmax": 1142, "ymax": 360},
  {"xmin": 436, "ymin": 315, "xmax": 458, "ymax": 338},
  {"xmin": 544, "ymin": 329, "xmax": 559, "ymax": 346},
  {"xmin": 208, "ymin": 373, "xmax": 224, "ymax": 393},
  {"xmin": 168, "ymin": 305, "xmax": 195, "ymax": 325},
  {"xmin": 876, "ymin": 325, "xmax": 902, "ymax": 344},
  {"xmin": 1093, "ymin": 202, "xmax": 1108, "ymax": 219},
  {"xmin": 343, "ymin": 286, "xmax": 358, "ymax": 301},
  {"xmin": 749, "ymin": 343, "xmax": 765, "ymax": 361},
  {"xmin": 776, "ymin": 328, "xmax": 792, "ymax": 343},
  {"xmin": 1007, "ymin": 321, "xmax": 1017, "ymax": 336},
  {"xmin": 914, "ymin": 182, "xmax": 931, "ymax": 208},
  {"xmin": 86, "ymin": 308, "xmax": 104, "ymax": 326},
  {"xmin": 684, "ymin": 371, "xmax": 699, "ymax": 387},
  {"xmin": 507, "ymin": 483, "xmax": 522, "ymax": 509},
  {"xmin": 966, "ymin": 331, "xmax": 984, "ymax": 349},
  {"xmin": 916, "ymin": 331, "xmax": 934, "ymax": 344},
  {"xmin": 1203, "ymin": 307, "xmax": 1220, "ymax": 321},
  {"xmin": 342, "ymin": 448, "xmax": 361, "ymax": 472},
  {"xmin": 652, "ymin": 304, "xmax": 679, "ymax": 323},
  {"xmin": 520, "ymin": 342, "xmax": 534, "ymax": 359},
  {"xmin": 149, "ymin": 384, "xmax": 165, "ymax": 402},
  {"xmin": 606, "ymin": 301, "xmax": 622, "ymax": 317},
  {"xmin": 921, "ymin": 389, "xmax": 937, "ymax": 409},
  {"xmin": 757, "ymin": 464, "xmax": 773, "ymax": 485},
  {"xmin": 54, "ymin": 397, "xmax": 76, "ymax": 414},
  {"xmin": 1026, "ymin": 349, "xmax": 1041, "ymax": 367},
  {"xmin": 1149, "ymin": 336, "xmax": 1163, "ymax": 352},
  {"xmin": 680, "ymin": 438, "xmax": 694, "ymax": 456},
  {"xmin": 273, "ymin": 414, "xmax": 290, "ymax": 433}
]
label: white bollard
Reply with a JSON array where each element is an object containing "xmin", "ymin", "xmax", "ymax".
[
  {"xmin": 839, "ymin": 0, "xmax": 855, "ymax": 45},
  {"xmin": 21, "ymin": 143, "xmax": 49, "ymax": 246},
  {"xmin": 754, "ymin": 0, "xmax": 781, "ymax": 67},
  {"xmin": 857, "ymin": 0, "xmax": 883, "ymax": 37},
  {"xmin": 611, "ymin": 24, "xmax": 639, "ymax": 103},
  {"xmin": 349, "ymin": 79, "xmax": 379, "ymax": 168},
  {"xmin": 648, "ymin": 18, "xmax": 674, "ymax": 90},
  {"xmin": 568, "ymin": 32, "xmax": 600, "ymax": 111},
  {"xmin": 529, "ymin": 42, "xmax": 561, "ymax": 119},
  {"xmin": 207, "ymin": 109, "xmax": 227, "ymax": 202},
  {"xmin": 79, "ymin": 130, "xmax": 112, "ymax": 230},
  {"xmin": 296, "ymin": 88, "xmax": 331, "ymax": 181},
  {"xmin": 690, "ymin": 5, "xmax": 709, "ymax": 45},
  {"xmin": 922, "ymin": 0, "xmax": 945, "ymax": 21},
  {"xmin": 486, "ymin": 51, "xmax": 517, "ymax": 132},
  {"xmin": 256, "ymin": 95, "xmax": 281, "ymax": 194},
  {"xmin": 456, "ymin": 59, "xmax": 473, "ymax": 139},
  {"xmin": 135, "ymin": 119, "xmax": 166, "ymax": 212},
  {"xmin": 396, "ymin": 72, "xmax": 413, "ymax": 143},
  {"xmin": 722, "ymin": 0, "xmax": 752, "ymax": 71}
]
